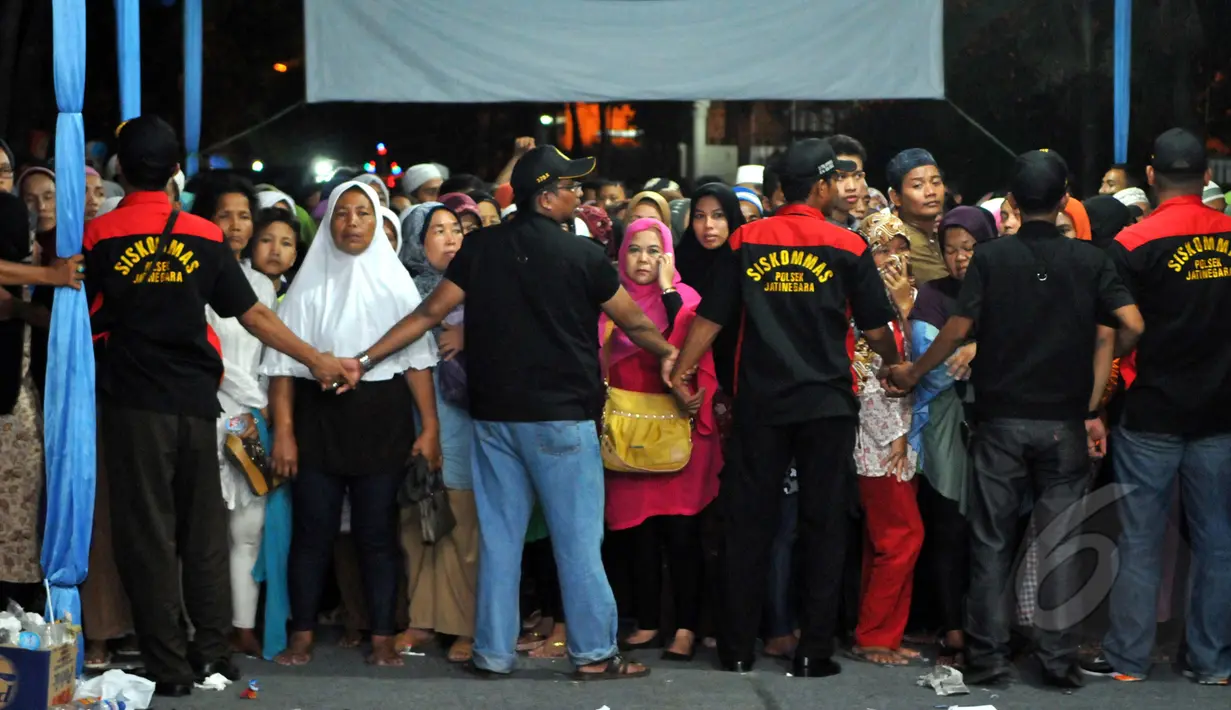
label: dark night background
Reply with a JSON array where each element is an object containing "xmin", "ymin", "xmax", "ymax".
[{"xmin": 1, "ymin": 0, "xmax": 1229, "ymax": 201}]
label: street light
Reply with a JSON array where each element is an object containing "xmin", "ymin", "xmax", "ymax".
[
  {"xmin": 539, "ymin": 114, "xmax": 553, "ymax": 126},
  {"xmin": 251, "ymin": 159, "xmax": 264, "ymax": 172},
  {"xmin": 273, "ymin": 62, "xmax": 288, "ymax": 73},
  {"xmin": 312, "ymin": 158, "xmax": 336, "ymax": 183}
]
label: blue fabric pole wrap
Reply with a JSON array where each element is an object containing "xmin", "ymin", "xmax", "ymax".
[
  {"xmin": 46, "ymin": 0, "xmax": 97, "ymax": 675},
  {"xmin": 184, "ymin": 0, "xmax": 202, "ymax": 176},
  {"xmin": 1113, "ymin": 0, "xmax": 1131, "ymax": 164},
  {"xmin": 115, "ymin": 0, "xmax": 141, "ymax": 121}
]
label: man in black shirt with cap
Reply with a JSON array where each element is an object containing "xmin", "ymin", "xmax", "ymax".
[
  {"xmin": 347, "ymin": 146, "xmax": 674, "ymax": 680},
  {"xmin": 668, "ymin": 138, "xmax": 903, "ymax": 677},
  {"xmin": 887, "ymin": 150, "xmax": 1143, "ymax": 688},
  {"xmin": 1082, "ymin": 128, "xmax": 1231, "ymax": 685},
  {"xmin": 85, "ymin": 115, "xmax": 352, "ymax": 697}
]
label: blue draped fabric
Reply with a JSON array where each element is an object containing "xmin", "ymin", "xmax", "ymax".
[
  {"xmin": 1113, "ymin": 0, "xmax": 1131, "ymax": 164},
  {"xmin": 183, "ymin": 0, "xmax": 202, "ymax": 176},
  {"xmin": 115, "ymin": 0, "xmax": 141, "ymax": 120},
  {"xmin": 45, "ymin": 0, "xmax": 97, "ymax": 674}
]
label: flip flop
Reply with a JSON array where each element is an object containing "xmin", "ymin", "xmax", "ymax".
[
  {"xmin": 571, "ymin": 655, "xmax": 651, "ymax": 681},
  {"xmin": 843, "ymin": 647, "xmax": 909, "ymax": 667}
]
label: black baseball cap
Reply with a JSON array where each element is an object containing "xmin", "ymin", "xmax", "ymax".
[
  {"xmin": 510, "ymin": 145, "xmax": 596, "ymax": 202},
  {"xmin": 116, "ymin": 115, "xmax": 180, "ymax": 186},
  {"xmin": 774, "ymin": 138, "xmax": 858, "ymax": 185},
  {"xmin": 1008, "ymin": 149, "xmax": 1068, "ymax": 212},
  {"xmin": 1151, "ymin": 128, "xmax": 1207, "ymax": 175}
]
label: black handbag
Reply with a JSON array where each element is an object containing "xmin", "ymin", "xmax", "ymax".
[{"xmin": 399, "ymin": 454, "xmax": 456, "ymax": 544}]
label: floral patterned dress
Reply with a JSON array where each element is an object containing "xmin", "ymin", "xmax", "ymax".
[{"xmin": 0, "ymin": 328, "xmax": 44, "ymax": 583}]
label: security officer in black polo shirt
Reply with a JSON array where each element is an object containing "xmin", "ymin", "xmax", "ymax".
[
  {"xmin": 668, "ymin": 138, "xmax": 904, "ymax": 678},
  {"xmin": 887, "ymin": 150, "xmax": 1143, "ymax": 688},
  {"xmin": 346, "ymin": 146, "xmax": 675, "ymax": 680},
  {"xmin": 85, "ymin": 116, "xmax": 353, "ymax": 697}
]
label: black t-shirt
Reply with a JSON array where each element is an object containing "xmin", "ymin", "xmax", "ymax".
[
  {"xmin": 444, "ymin": 212, "xmax": 621, "ymax": 422},
  {"xmin": 955, "ymin": 220, "xmax": 1133, "ymax": 422},
  {"xmin": 698, "ymin": 204, "xmax": 896, "ymax": 425},
  {"xmin": 1108, "ymin": 195, "xmax": 1231, "ymax": 435},
  {"xmin": 84, "ymin": 192, "xmax": 258, "ymax": 419}
]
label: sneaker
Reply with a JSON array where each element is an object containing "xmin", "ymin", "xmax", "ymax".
[
  {"xmin": 1080, "ymin": 654, "xmax": 1145, "ymax": 681},
  {"xmin": 1079, "ymin": 655, "xmax": 1115, "ymax": 677},
  {"xmin": 1181, "ymin": 668, "xmax": 1230, "ymax": 686}
]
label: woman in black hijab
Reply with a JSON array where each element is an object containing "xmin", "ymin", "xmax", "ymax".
[
  {"xmin": 675, "ymin": 183, "xmax": 745, "ymax": 392},
  {"xmin": 1083, "ymin": 195, "xmax": 1132, "ymax": 250}
]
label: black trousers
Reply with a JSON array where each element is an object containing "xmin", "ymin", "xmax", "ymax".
[
  {"xmin": 720, "ymin": 415, "xmax": 857, "ymax": 663},
  {"xmin": 288, "ymin": 467, "xmax": 403, "ymax": 637},
  {"xmin": 965, "ymin": 418, "xmax": 1089, "ymax": 675},
  {"xmin": 101, "ymin": 404, "xmax": 230, "ymax": 685},
  {"xmin": 916, "ymin": 474, "xmax": 969, "ymax": 634},
  {"xmin": 524, "ymin": 538, "xmax": 564, "ymax": 622},
  {"xmin": 608, "ymin": 514, "xmax": 704, "ymax": 633}
]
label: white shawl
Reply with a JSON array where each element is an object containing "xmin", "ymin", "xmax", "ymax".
[{"xmin": 260, "ymin": 181, "xmax": 437, "ymax": 382}]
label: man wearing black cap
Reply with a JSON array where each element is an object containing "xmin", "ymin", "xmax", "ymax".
[
  {"xmin": 667, "ymin": 138, "xmax": 904, "ymax": 677},
  {"xmin": 1081, "ymin": 128, "xmax": 1231, "ymax": 685},
  {"xmin": 85, "ymin": 115, "xmax": 352, "ymax": 697},
  {"xmin": 886, "ymin": 150, "xmax": 1143, "ymax": 688},
  {"xmin": 347, "ymin": 146, "xmax": 674, "ymax": 680}
]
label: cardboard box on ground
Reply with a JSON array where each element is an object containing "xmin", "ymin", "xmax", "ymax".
[
  {"xmin": 0, "ymin": 643, "xmax": 76, "ymax": 709},
  {"xmin": 0, "ymin": 602, "xmax": 77, "ymax": 710}
]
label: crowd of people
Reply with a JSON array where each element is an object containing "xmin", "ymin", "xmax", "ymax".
[{"xmin": 0, "ymin": 115, "xmax": 1228, "ymax": 700}]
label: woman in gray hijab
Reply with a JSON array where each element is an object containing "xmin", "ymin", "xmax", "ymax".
[{"xmin": 394, "ymin": 201, "xmax": 480, "ymax": 663}]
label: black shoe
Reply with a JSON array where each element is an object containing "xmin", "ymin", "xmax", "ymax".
[
  {"xmin": 618, "ymin": 634, "xmax": 664, "ymax": 652},
  {"xmin": 154, "ymin": 682, "xmax": 192, "ymax": 698},
  {"xmin": 196, "ymin": 658, "xmax": 241, "ymax": 683},
  {"xmin": 462, "ymin": 660, "xmax": 509, "ymax": 679},
  {"xmin": 965, "ymin": 663, "xmax": 1012, "ymax": 686},
  {"xmin": 1078, "ymin": 654, "xmax": 1115, "ymax": 677},
  {"xmin": 1043, "ymin": 665, "xmax": 1085, "ymax": 689},
  {"xmin": 720, "ymin": 658, "xmax": 754, "ymax": 673},
  {"xmin": 791, "ymin": 655, "xmax": 841, "ymax": 678}
]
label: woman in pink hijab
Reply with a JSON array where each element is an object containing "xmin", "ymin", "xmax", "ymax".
[{"xmin": 597, "ymin": 217, "xmax": 722, "ymax": 663}]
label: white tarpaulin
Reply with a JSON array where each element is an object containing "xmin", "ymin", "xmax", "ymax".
[{"xmin": 305, "ymin": 0, "xmax": 944, "ymax": 103}]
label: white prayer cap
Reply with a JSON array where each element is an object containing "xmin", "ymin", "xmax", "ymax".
[{"xmin": 403, "ymin": 163, "xmax": 443, "ymax": 194}]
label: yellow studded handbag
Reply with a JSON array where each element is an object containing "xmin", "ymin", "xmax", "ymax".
[{"xmin": 600, "ymin": 322, "xmax": 693, "ymax": 474}]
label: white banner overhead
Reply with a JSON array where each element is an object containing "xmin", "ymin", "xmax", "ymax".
[{"xmin": 305, "ymin": 0, "xmax": 944, "ymax": 103}]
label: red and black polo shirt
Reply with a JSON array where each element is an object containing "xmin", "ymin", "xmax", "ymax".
[
  {"xmin": 1109, "ymin": 195, "xmax": 1231, "ymax": 435},
  {"xmin": 85, "ymin": 191, "xmax": 258, "ymax": 419},
  {"xmin": 698, "ymin": 203, "xmax": 896, "ymax": 425}
]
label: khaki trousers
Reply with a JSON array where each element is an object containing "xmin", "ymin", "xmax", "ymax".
[{"xmin": 400, "ymin": 490, "xmax": 479, "ymax": 637}]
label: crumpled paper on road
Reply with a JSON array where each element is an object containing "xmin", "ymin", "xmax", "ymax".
[
  {"xmin": 73, "ymin": 669, "xmax": 156, "ymax": 709},
  {"xmin": 195, "ymin": 672, "xmax": 234, "ymax": 691},
  {"xmin": 916, "ymin": 664, "xmax": 969, "ymax": 696}
]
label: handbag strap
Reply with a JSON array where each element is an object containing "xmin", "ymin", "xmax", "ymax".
[{"xmin": 250, "ymin": 407, "xmax": 271, "ymax": 451}]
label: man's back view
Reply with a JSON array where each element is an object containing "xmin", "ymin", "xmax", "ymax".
[
  {"xmin": 889, "ymin": 150, "xmax": 1142, "ymax": 688},
  {"xmin": 1087, "ymin": 128, "xmax": 1231, "ymax": 685}
]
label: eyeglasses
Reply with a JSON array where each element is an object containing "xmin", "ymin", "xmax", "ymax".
[{"xmin": 557, "ymin": 182, "xmax": 583, "ymax": 195}]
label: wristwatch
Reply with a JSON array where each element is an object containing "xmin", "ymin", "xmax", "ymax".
[
  {"xmin": 356, "ymin": 351, "xmax": 374, "ymax": 373},
  {"xmin": 1085, "ymin": 410, "xmax": 1101, "ymax": 421}
]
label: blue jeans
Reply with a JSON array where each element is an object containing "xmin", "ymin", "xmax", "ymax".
[
  {"xmin": 1103, "ymin": 427, "xmax": 1231, "ymax": 681},
  {"xmin": 471, "ymin": 420, "xmax": 618, "ymax": 673},
  {"xmin": 763, "ymin": 488, "xmax": 798, "ymax": 639}
]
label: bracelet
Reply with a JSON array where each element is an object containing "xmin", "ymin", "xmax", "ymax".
[{"xmin": 662, "ymin": 287, "xmax": 677, "ymax": 295}]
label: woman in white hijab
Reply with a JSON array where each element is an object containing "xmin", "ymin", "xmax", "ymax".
[{"xmin": 262, "ymin": 181, "xmax": 440, "ymax": 667}]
